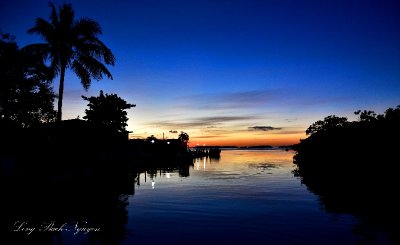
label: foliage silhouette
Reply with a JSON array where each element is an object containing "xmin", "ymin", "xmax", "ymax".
[
  {"xmin": 0, "ymin": 33, "xmax": 56, "ymax": 128},
  {"xmin": 145, "ymin": 135, "xmax": 157, "ymax": 142},
  {"xmin": 82, "ymin": 90, "xmax": 135, "ymax": 133},
  {"xmin": 178, "ymin": 131, "xmax": 189, "ymax": 143},
  {"xmin": 23, "ymin": 2, "xmax": 115, "ymax": 121},
  {"xmin": 305, "ymin": 115, "xmax": 348, "ymax": 135},
  {"xmin": 293, "ymin": 105, "xmax": 400, "ymax": 243}
]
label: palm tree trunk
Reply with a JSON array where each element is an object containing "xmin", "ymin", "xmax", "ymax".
[{"xmin": 57, "ymin": 67, "xmax": 65, "ymax": 122}]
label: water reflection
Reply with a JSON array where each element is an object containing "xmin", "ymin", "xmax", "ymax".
[
  {"xmin": 294, "ymin": 153, "xmax": 400, "ymax": 244},
  {"xmin": 1, "ymin": 166, "xmax": 134, "ymax": 244},
  {"xmin": 3, "ymin": 150, "xmax": 397, "ymax": 244},
  {"xmin": 193, "ymin": 155, "xmax": 222, "ymax": 171},
  {"xmin": 248, "ymin": 163, "xmax": 278, "ymax": 175},
  {"xmin": 1, "ymin": 156, "xmax": 193, "ymax": 245}
]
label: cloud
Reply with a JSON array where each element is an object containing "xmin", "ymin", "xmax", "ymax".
[
  {"xmin": 178, "ymin": 89, "xmax": 284, "ymax": 110},
  {"xmin": 200, "ymin": 116, "xmax": 254, "ymax": 123},
  {"xmin": 248, "ymin": 126, "xmax": 282, "ymax": 131},
  {"xmin": 176, "ymin": 89, "xmax": 356, "ymax": 114},
  {"xmin": 169, "ymin": 130, "xmax": 178, "ymax": 133},
  {"xmin": 285, "ymin": 118, "xmax": 298, "ymax": 122},
  {"xmin": 192, "ymin": 135, "xmax": 227, "ymax": 139},
  {"xmin": 151, "ymin": 115, "xmax": 258, "ymax": 128}
]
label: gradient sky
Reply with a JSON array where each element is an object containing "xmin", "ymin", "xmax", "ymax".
[{"xmin": 1, "ymin": 0, "xmax": 399, "ymax": 146}]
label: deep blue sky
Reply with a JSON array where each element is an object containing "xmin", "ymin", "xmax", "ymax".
[{"xmin": 1, "ymin": 0, "xmax": 399, "ymax": 145}]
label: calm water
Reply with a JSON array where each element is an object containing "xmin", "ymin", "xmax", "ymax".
[
  {"xmin": 3, "ymin": 150, "xmax": 393, "ymax": 244},
  {"xmin": 120, "ymin": 150, "xmax": 383, "ymax": 244}
]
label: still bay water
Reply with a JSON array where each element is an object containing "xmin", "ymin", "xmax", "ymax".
[
  {"xmin": 4, "ymin": 149, "xmax": 393, "ymax": 244},
  {"xmin": 118, "ymin": 149, "xmax": 387, "ymax": 244}
]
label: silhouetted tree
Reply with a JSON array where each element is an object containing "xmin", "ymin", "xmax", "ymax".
[
  {"xmin": 178, "ymin": 131, "xmax": 189, "ymax": 145},
  {"xmin": 305, "ymin": 115, "xmax": 348, "ymax": 135},
  {"xmin": 146, "ymin": 135, "xmax": 157, "ymax": 142},
  {"xmin": 82, "ymin": 90, "xmax": 135, "ymax": 133},
  {"xmin": 178, "ymin": 131, "xmax": 189, "ymax": 143},
  {"xmin": 23, "ymin": 2, "xmax": 115, "ymax": 122},
  {"xmin": 354, "ymin": 110, "xmax": 378, "ymax": 122},
  {"xmin": 0, "ymin": 33, "xmax": 56, "ymax": 127},
  {"xmin": 293, "ymin": 105, "xmax": 400, "ymax": 242},
  {"xmin": 383, "ymin": 106, "xmax": 400, "ymax": 122}
]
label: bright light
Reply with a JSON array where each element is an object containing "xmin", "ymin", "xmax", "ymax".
[
  {"xmin": 196, "ymin": 158, "xmax": 200, "ymax": 170},
  {"xmin": 151, "ymin": 140, "xmax": 155, "ymax": 144},
  {"xmin": 167, "ymin": 141, "xmax": 170, "ymax": 144}
]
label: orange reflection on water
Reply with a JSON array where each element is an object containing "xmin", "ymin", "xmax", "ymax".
[
  {"xmin": 220, "ymin": 149, "xmax": 295, "ymax": 165},
  {"xmin": 193, "ymin": 149, "xmax": 295, "ymax": 175}
]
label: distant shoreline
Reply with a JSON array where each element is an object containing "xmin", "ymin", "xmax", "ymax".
[{"xmin": 190, "ymin": 146, "xmax": 292, "ymax": 151}]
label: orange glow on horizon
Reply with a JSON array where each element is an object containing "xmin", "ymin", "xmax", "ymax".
[
  {"xmin": 130, "ymin": 128, "xmax": 306, "ymax": 147},
  {"xmin": 188, "ymin": 135, "xmax": 303, "ymax": 147}
]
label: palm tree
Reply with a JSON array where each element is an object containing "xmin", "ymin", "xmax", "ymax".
[{"xmin": 23, "ymin": 2, "xmax": 115, "ymax": 121}]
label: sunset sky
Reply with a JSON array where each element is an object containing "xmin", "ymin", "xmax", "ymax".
[{"xmin": 1, "ymin": 0, "xmax": 399, "ymax": 146}]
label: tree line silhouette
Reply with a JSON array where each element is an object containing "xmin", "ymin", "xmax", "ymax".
[
  {"xmin": 0, "ymin": 3, "xmax": 194, "ymax": 244},
  {"xmin": 1, "ymin": 2, "xmax": 200, "ymax": 165},
  {"xmin": 0, "ymin": 33, "xmax": 56, "ymax": 128},
  {"xmin": 0, "ymin": 2, "xmax": 135, "ymax": 162},
  {"xmin": 293, "ymin": 105, "xmax": 400, "ymax": 243}
]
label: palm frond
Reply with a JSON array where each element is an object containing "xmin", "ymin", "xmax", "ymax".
[
  {"xmin": 72, "ymin": 60, "xmax": 91, "ymax": 90},
  {"xmin": 21, "ymin": 43, "xmax": 50, "ymax": 61},
  {"xmin": 78, "ymin": 54, "xmax": 113, "ymax": 81},
  {"xmin": 49, "ymin": 56, "xmax": 61, "ymax": 76},
  {"xmin": 27, "ymin": 18, "xmax": 54, "ymax": 42},
  {"xmin": 91, "ymin": 39, "xmax": 115, "ymax": 65},
  {"xmin": 59, "ymin": 3, "xmax": 74, "ymax": 30},
  {"xmin": 74, "ymin": 39, "xmax": 115, "ymax": 65},
  {"xmin": 48, "ymin": 2, "xmax": 59, "ymax": 28},
  {"xmin": 74, "ymin": 18, "xmax": 102, "ymax": 37}
]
